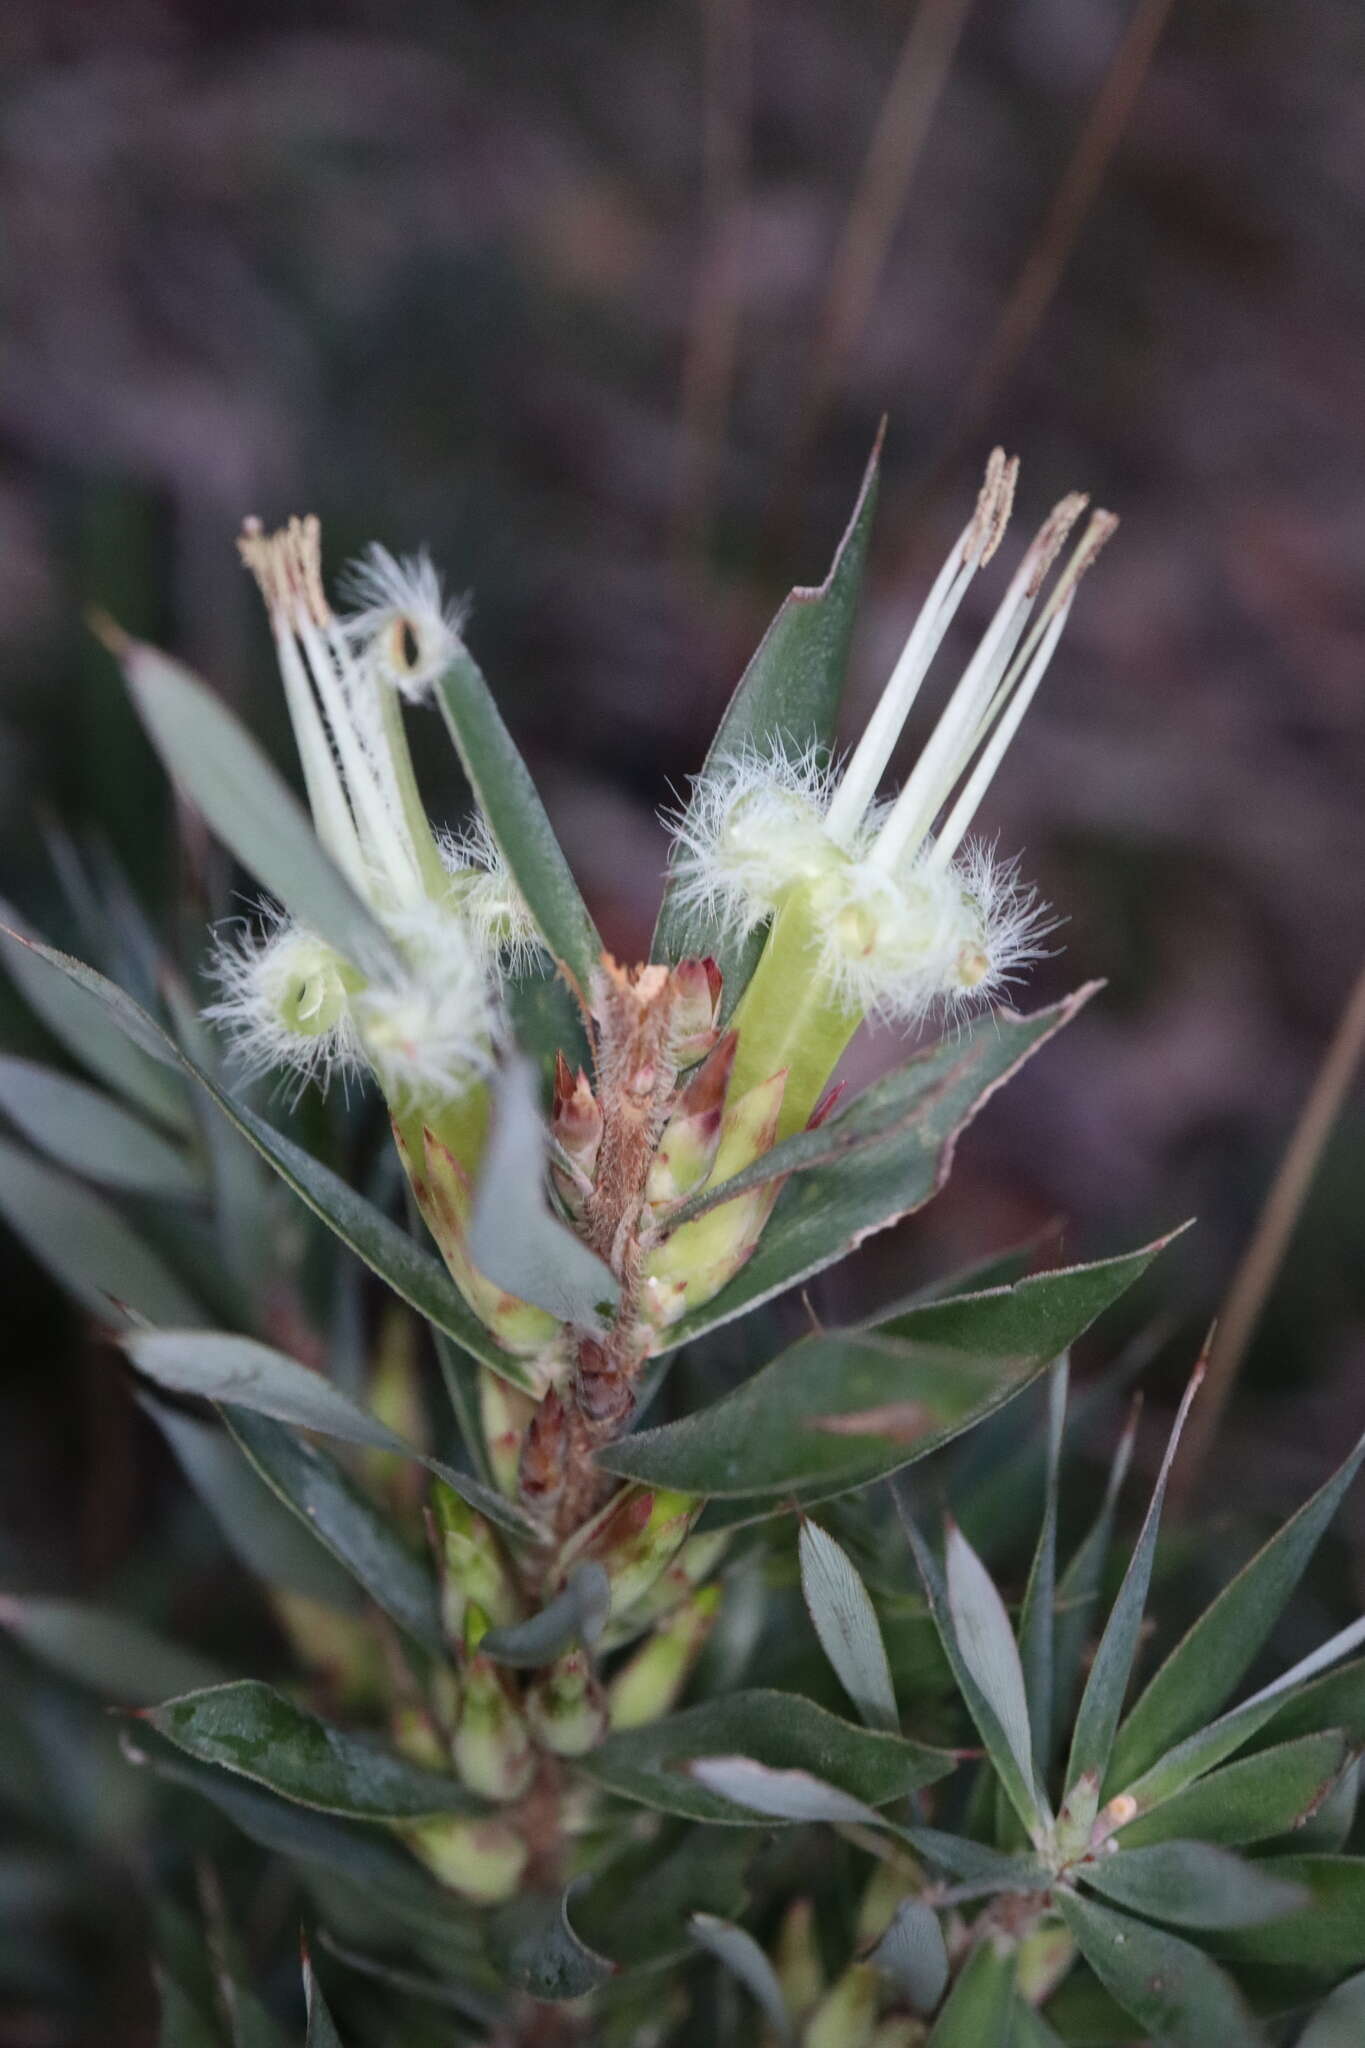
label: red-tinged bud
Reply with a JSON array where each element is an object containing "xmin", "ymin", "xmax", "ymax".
[
  {"xmin": 645, "ymin": 1029, "xmax": 738, "ymax": 1208},
  {"xmin": 606, "ymin": 1584, "xmax": 720, "ymax": 1729},
  {"xmin": 806, "ymin": 1962, "xmax": 879, "ymax": 2048},
  {"xmin": 642, "ymin": 1067, "xmax": 789, "ymax": 1329},
  {"xmin": 575, "ymin": 1336, "xmax": 635, "ymax": 1433},
  {"xmin": 774, "ymin": 1896, "xmax": 826, "ymax": 2020},
  {"xmin": 430, "ymin": 1484, "xmax": 519, "ymax": 1636},
  {"xmin": 671, "ymin": 955, "xmax": 724, "ymax": 1063},
  {"xmin": 480, "ymin": 1369, "xmax": 536, "ymax": 1498},
  {"xmin": 406, "ymin": 1816, "xmax": 528, "ymax": 1904},
  {"xmin": 559, "ymin": 1484, "xmax": 700, "ymax": 1618},
  {"xmin": 525, "ymin": 1647, "xmax": 609, "ymax": 1757},
  {"xmin": 452, "ymin": 1616, "xmax": 536, "ymax": 1801},
  {"xmin": 391, "ymin": 1702, "xmax": 448, "ymax": 1771},
  {"xmin": 518, "ymin": 1386, "xmax": 569, "ymax": 1512},
  {"xmin": 550, "ymin": 1054, "xmax": 603, "ymax": 1215}
]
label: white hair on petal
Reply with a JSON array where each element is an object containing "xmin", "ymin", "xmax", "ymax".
[
  {"xmin": 340, "ymin": 543, "xmax": 468, "ymax": 703},
  {"xmin": 936, "ymin": 837, "xmax": 1059, "ymax": 1014},
  {"xmin": 353, "ymin": 898, "xmax": 497, "ymax": 1105},
  {"xmin": 663, "ymin": 739, "xmax": 844, "ymax": 941},
  {"xmin": 809, "ymin": 853, "xmax": 964, "ymax": 1025},
  {"xmin": 437, "ymin": 813, "xmax": 546, "ymax": 977},
  {"xmin": 204, "ymin": 909, "xmax": 361, "ymax": 1100}
]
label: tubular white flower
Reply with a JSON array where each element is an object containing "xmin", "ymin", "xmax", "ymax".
[
  {"xmin": 352, "ymin": 900, "xmax": 497, "ymax": 1106},
  {"xmin": 340, "ymin": 544, "xmax": 467, "ymax": 704},
  {"xmin": 668, "ymin": 453, "xmax": 1114, "ymax": 1026},
  {"xmin": 438, "ymin": 813, "xmax": 546, "ymax": 977},
  {"xmin": 205, "ymin": 912, "xmax": 361, "ymax": 1098}
]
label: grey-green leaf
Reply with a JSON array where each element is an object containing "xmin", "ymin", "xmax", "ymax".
[
  {"xmin": 479, "ymin": 1564, "xmax": 611, "ymax": 1667},
  {"xmin": 662, "ymin": 990, "xmax": 1099, "ymax": 1348},
  {"xmin": 435, "ymin": 647, "xmax": 602, "ymax": 1002},
  {"xmin": 1209, "ymin": 1857, "xmax": 1365, "ymax": 1972},
  {"xmin": 468, "ymin": 1055, "xmax": 616, "ymax": 1326},
  {"xmin": 926, "ymin": 1939, "xmax": 1017, "ymax": 2046},
  {"xmin": 1105, "ymin": 1427, "xmax": 1365, "ymax": 1795},
  {"xmin": 571, "ymin": 1827, "xmax": 757, "ymax": 1972},
  {"xmin": 0, "ymin": 1134, "xmax": 203, "ymax": 1326},
  {"xmin": 653, "ymin": 430, "xmax": 881, "ymax": 1000},
  {"xmin": 603, "ymin": 1238, "xmax": 1170, "ymax": 1511},
  {"xmin": 690, "ymin": 1915, "xmax": 794, "ymax": 2046},
  {"xmin": 0, "ymin": 1597, "xmax": 226, "ymax": 1705},
  {"xmin": 112, "ymin": 634, "xmax": 394, "ymax": 973},
  {"xmin": 799, "ymin": 1518, "xmax": 899, "ymax": 1733},
  {"xmin": 945, "ymin": 1517, "xmax": 1039, "ymax": 1814},
  {"xmin": 1119, "ymin": 1731, "xmax": 1351, "ymax": 1849},
  {"xmin": 1081, "ymin": 1840, "xmax": 1308, "ymax": 1928},
  {"xmin": 0, "ymin": 1056, "xmax": 204, "ymax": 1196},
  {"xmin": 303, "ymin": 1948, "xmax": 345, "ymax": 2048},
  {"xmin": 486, "ymin": 1882, "xmax": 614, "ymax": 2001},
  {"xmin": 1297, "ymin": 1966, "xmax": 1365, "ymax": 2047},
  {"xmin": 141, "ymin": 1681, "xmax": 481, "ymax": 1821},
  {"xmin": 687, "ymin": 1756, "xmax": 884, "ymax": 1826},
  {"xmin": 1058, "ymin": 1890, "xmax": 1262, "ymax": 2047},
  {"xmin": 869, "ymin": 1898, "xmax": 949, "ymax": 2014},
  {"xmin": 1018, "ymin": 1357, "xmax": 1067, "ymax": 1773},
  {"xmin": 579, "ymin": 1689, "xmax": 950, "ymax": 1824}
]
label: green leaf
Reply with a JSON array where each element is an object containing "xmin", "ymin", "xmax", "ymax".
[
  {"xmin": 1210, "ymin": 1859, "xmax": 1365, "ymax": 1972},
  {"xmin": 1297, "ymin": 1966, "xmax": 1365, "ymax": 2046},
  {"xmin": 1058, "ymin": 1890, "xmax": 1262, "ymax": 2047},
  {"xmin": 127, "ymin": 1329, "xmax": 536, "ymax": 1541},
  {"xmin": 604, "ymin": 1238, "xmax": 1169, "ymax": 1514},
  {"xmin": 141, "ymin": 1681, "xmax": 481, "ymax": 1821},
  {"xmin": 579, "ymin": 1688, "xmax": 950, "ymax": 1824},
  {"xmin": 653, "ymin": 430, "xmax": 881, "ymax": 997},
  {"xmin": 689, "ymin": 1915, "xmax": 793, "ymax": 2046},
  {"xmin": 1018, "ymin": 1358, "xmax": 1067, "ymax": 1773},
  {"xmin": 1119, "ymin": 1732, "xmax": 1351, "ymax": 1848},
  {"xmin": 223, "ymin": 1409, "xmax": 444, "ymax": 1653},
  {"xmin": 897, "ymin": 1828, "xmax": 1049, "ymax": 1893},
  {"xmin": 0, "ymin": 900, "xmax": 190, "ymax": 1133},
  {"xmin": 1064, "ymin": 1368, "xmax": 1203, "ymax": 1799},
  {"xmin": 468, "ymin": 1055, "xmax": 616, "ymax": 1326},
  {"xmin": 0, "ymin": 1055, "xmax": 204, "ymax": 1196},
  {"xmin": 486, "ymin": 1882, "xmax": 614, "ymax": 2001},
  {"xmin": 112, "ymin": 634, "xmax": 394, "ymax": 974},
  {"xmin": 1081, "ymin": 1841, "xmax": 1308, "ymax": 1928},
  {"xmin": 570, "ymin": 1825, "xmax": 757, "ymax": 1972},
  {"xmin": 926, "ymin": 1939, "xmax": 1017, "ymax": 2046},
  {"xmin": 435, "ymin": 648, "xmax": 602, "ymax": 1002},
  {"xmin": 156, "ymin": 1968, "xmax": 226, "ymax": 2048},
  {"xmin": 145, "ymin": 1396, "xmax": 362, "ymax": 1610},
  {"xmin": 869, "ymin": 1898, "xmax": 950, "ymax": 2014},
  {"xmin": 0, "ymin": 923, "xmax": 540, "ymax": 1393},
  {"xmin": 1106, "ymin": 1428, "xmax": 1365, "ymax": 1794},
  {"xmin": 895, "ymin": 1494, "xmax": 1042, "ymax": 1837},
  {"xmin": 798, "ymin": 1517, "xmax": 899, "ymax": 1733},
  {"xmin": 1291, "ymin": 1756, "xmax": 1359, "ymax": 1854},
  {"xmin": 0, "ymin": 1597, "xmax": 226, "ymax": 1704},
  {"xmin": 1051, "ymin": 1399, "xmax": 1138, "ymax": 1756},
  {"xmin": 686, "ymin": 1755, "xmax": 885, "ymax": 1825},
  {"xmin": 0, "ymin": 1133, "xmax": 203, "ymax": 1326},
  {"xmin": 303, "ymin": 1946, "xmax": 345, "ymax": 2048},
  {"xmin": 309, "ymin": 1933, "xmax": 498, "ymax": 2025},
  {"xmin": 479, "ymin": 1563, "xmax": 610, "ymax": 1667},
  {"xmin": 662, "ymin": 991, "xmax": 1100, "ymax": 1348}
]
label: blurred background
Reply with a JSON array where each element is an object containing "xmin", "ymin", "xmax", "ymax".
[{"xmin": 1, "ymin": 0, "xmax": 1363, "ymax": 2035}]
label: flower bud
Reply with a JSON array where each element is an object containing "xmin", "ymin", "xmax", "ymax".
[
  {"xmin": 267, "ymin": 1590, "xmax": 382, "ymax": 1709},
  {"xmin": 642, "ymin": 1067, "xmax": 788, "ymax": 1329},
  {"xmin": 451, "ymin": 1614, "xmax": 535, "ymax": 1801},
  {"xmin": 480, "ymin": 1369, "xmax": 536, "ymax": 1498},
  {"xmin": 645, "ymin": 1029, "xmax": 737, "ymax": 1209},
  {"xmin": 805, "ymin": 1962, "xmax": 880, "ymax": 2048},
  {"xmin": 525, "ymin": 1648, "xmax": 609, "ymax": 1757},
  {"xmin": 561, "ymin": 1485, "xmax": 700, "ymax": 1620},
  {"xmin": 390, "ymin": 1702, "xmax": 448, "ymax": 1771},
  {"xmin": 403, "ymin": 1122, "xmax": 560, "ymax": 1360},
  {"xmin": 855, "ymin": 1850, "xmax": 926, "ymax": 1946},
  {"xmin": 773, "ymin": 1896, "xmax": 825, "ymax": 2020},
  {"xmin": 869, "ymin": 2022, "xmax": 927, "ymax": 2048},
  {"xmin": 1015, "ymin": 1923, "xmax": 1074, "ymax": 2006},
  {"xmin": 607, "ymin": 1585, "xmax": 719, "ymax": 1730},
  {"xmin": 670, "ymin": 955, "xmax": 723, "ymax": 1064},
  {"xmin": 406, "ymin": 1816, "xmax": 528, "ymax": 1905},
  {"xmin": 550, "ymin": 1053, "xmax": 603, "ymax": 1215},
  {"xmin": 518, "ymin": 1386, "xmax": 569, "ymax": 1515},
  {"xmin": 431, "ymin": 1484, "xmax": 519, "ymax": 1637}
]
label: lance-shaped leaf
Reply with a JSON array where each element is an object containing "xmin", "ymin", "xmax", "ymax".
[
  {"xmin": 139, "ymin": 1682, "xmax": 482, "ymax": 1821},
  {"xmin": 1118, "ymin": 1731, "xmax": 1351, "ymax": 1849},
  {"xmin": 0, "ymin": 1056, "xmax": 204, "ymax": 1197},
  {"xmin": 0, "ymin": 924, "xmax": 542, "ymax": 1393},
  {"xmin": 1063, "ymin": 1366, "xmax": 1204, "ymax": 1798},
  {"xmin": 302, "ymin": 1949, "xmax": 344, "ymax": 2048},
  {"xmin": 1081, "ymin": 1841, "xmax": 1308, "ymax": 1929},
  {"xmin": 486, "ymin": 1882, "xmax": 614, "ymax": 2001},
  {"xmin": 570, "ymin": 1825, "xmax": 757, "ymax": 1972},
  {"xmin": 578, "ymin": 1688, "xmax": 950, "ymax": 1823},
  {"xmin": 309, "ymin": 1935, "xmax": 498, "ymax": 2026},
  {"xmin": 0, "ymin": 1134, "xmax": 203, "ymax": 1326},
  {"xmin": 0, "ymin": 1597, "xmax": 227, "ymax": 1705},
  {"xmin": 468, "ymin": 1056, "xmax": 616, "ymax": 1327},
  {"xmin": 1209, "ymin": 1857, "xmax": 1365, "ymax": 1971},
  {"xmin": 435, "ymin": 648, "xmax": 602, "ymax": 1003},
  {"xmin": 689, "ymin": 1915, "xmax": 794, "ymax": 2046},
  {"xmin": 125, "ymin": 1329, "xmax": 537, "ymax": 1542},
  {"xmin": 1051, "ymin": 1397, "xmax": 1139, "ymax": 1754},
  {"xmin": 926, "ymin": 1939, "xmax": 1018, "ymax": 2047},
  {"xmin": 687, "ymin": 1756, "xmax": 885, "ymax": 1825},
  {"xmin": 146, "ymin": 1397, "xmax": 362, "ymax": 1610},
  {"xmin": 661, "ymin": 990, "xmax": 1098, "ymax": 1349},
  {"xmin": 1017, "ymin": 1358, "xmax": 1067, "ymax": 1772},
  {"xmin": 222, "ymin": 1410, "xmax": 444, "ymax": 1653},
  {"xmin": 0, "ymin": 900, "xmax": 190, "ymax": 1132},
  {"xmin": 1105, "ymin": 1426, "xmax": 1365, "ymax": 1795},
  {"xmin": 479, "ymin": 1565, "xmax": 611, "ymax": 1668},
  {"xmin": 1057, "ymin": 1890, "xmax": 1262, "ymax": 2048},
  {"xmin": 1298, "ymin": 1966, "xmax": 1365, "ymax": 2047},
  {"xmin": 107, "ymin": 631, "xmax": 396, "ymax": 976},
  {"xmin": 155, "ymin": 1969, "xmax": 223, "ymax": 2048},
  {"xmin": 603, "ymin": 1238, "xmax": 1169, "ymax": 1513},
  {"xmin": 868, "ymin": 1899, "xmax": 949, "ymax": 2015},
  {"xmin": 894, "ymin": 1492, "xmax": 1043, "ymax": 1836},
  {"xmin": 799, "ymin": 1518, "xmax": 899, "ymax": 1733},
  {"xmin": 654, "ymin": 430, "xmax": 881, "ymax": 999}
]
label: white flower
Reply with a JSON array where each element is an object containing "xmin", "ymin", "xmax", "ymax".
[
  {"xmin": 339, "ymin": 543, "xmax": 467, "ymax": 704},
  {"xmin": 206, "ymin": 911, "xmax": 361, "ymax": 1098},
  {"xmin": 667, "ymin": 452, "xmax": 1112, "ymax": 1022},
  {"xmin": 438, "ymin": 812, "xmax": 546, "ymax": 978}
]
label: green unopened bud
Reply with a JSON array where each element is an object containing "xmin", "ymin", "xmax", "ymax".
[
  {"xmin": 452, "ymin": 1618, "xmax": 535, "ymax": 1801},
  {"xmin": 643, "ymin": 1067, "xmax": 788, "ymax": 1328},
  {"xmin": 805, "ymin": 1961, "xmax": 880, "ymax": 2048},
  {"xmin": 608, "ymin": 1585, "xmax": 720, "ymax": 1729},
  {"xmin": 856, "ymin": 1850, "xmax": 926, "ymax": 1946},
  {"xmin": 406, "ymin": 1815, "xmax": 528, "ymax": 1904},
  {"xmin": 645, "ymin": 1029, "xmax": 737, "ymax": 1208},
  {"xmin": 480, "ymin": 1369, "xmax": 537, "ymax": 1498},
  {"xmin": 773, "ymin": 1896, "xmax": 824, "ymax": 2020},
  {"xmin": 432, "ymin": 1485, "xmax": 518, "ymax": 1637},
  {"xmin": 268, "ymin": 1591, "xmax": 382, "ymax": 1709},
  {"xmin": 525, "ymin": 1648, "xmax": 608, "ymax": 1757},
  {"xmin": 1016, "ymin": 1923, "xmax": 1074, "ymax": 2005},
  {"xmin": 390, "ymin": 1702, "xmax": 448, "ymax": 1771},
  {"xmin": 561, "ymin": 1485, "xmax": 701, "ymax": 1620},
  {"xmin": 550, "ymin": 1053, "xmax": 603, "ymax": 1216}
]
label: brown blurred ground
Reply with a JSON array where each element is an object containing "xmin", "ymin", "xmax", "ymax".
[{"xmin": 2, "ymin": 0, "xmax": 1364, "ymax": 1611}]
